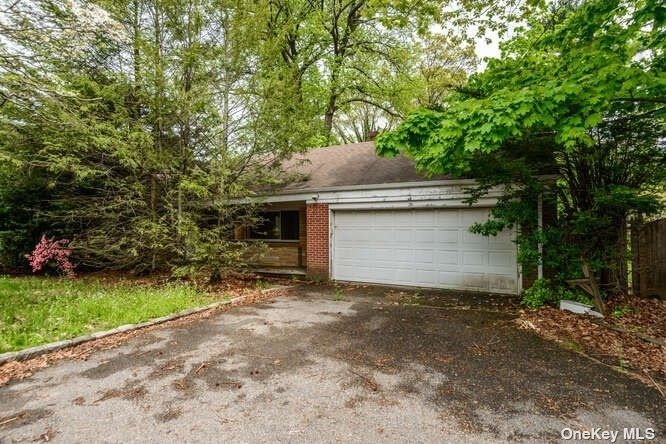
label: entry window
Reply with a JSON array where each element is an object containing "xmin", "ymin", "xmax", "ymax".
[{"xmin": 249, "ymin": 211, "xmax": 299, "ymax": 241}]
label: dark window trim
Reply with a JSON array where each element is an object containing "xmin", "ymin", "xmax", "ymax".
[{"xmin": 247, "ymin": 210, "xmax": 300, "ymax": 241}]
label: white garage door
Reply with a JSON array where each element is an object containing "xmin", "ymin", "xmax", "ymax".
[{"xmin": 332, "ymin": 208, "xmax": 518, "ymax": 294}]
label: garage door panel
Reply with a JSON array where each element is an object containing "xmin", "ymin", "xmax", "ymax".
[
  {"xmin": 437, "ymin": 251, "xmax": 460, "ymax": 265},
  {"xmin": 459, "ymin": 210, "xmax": 482, "ymax": 226},
  {"xmin": 372, "ymin": 247, "xmax": 394, "ymax": 257},
  {"xmin": 438, "ymin": 271, "xmax": 464, "ymax": 286},
  {"xmin": 373, "ymin": 213, "xmax": 395, "ymax": 226},
  {"xmin": 393, "ymin": 249, "xmax": 414, "ymax": 261},
  {"xmin": 335, "ymin": 265, "xmax": 360, "ymax": 278},
  {"xmin": 412, "ymin": 229, "xmax": 436, "ymax": 243},
  {"xmin": 335, "ymin": 247, "xmax": 361, "ymax": 260},
  {"xmin": 413, "ymin": 249, "xmax": 434, "ymax": 263},
  {"xmin": 393, "ymin": 211, "xmax": 413, "ymax": 224},
  {"xmin": 463, "ymin": 251, "xmax": 487, "ymax": 266},
  {"xmin": 371, "ymin": 267, "xmax": 398, "ymax": 280},
  {"xmin": 395, "ymin": 269, "xmax": 416, "ymax": 282},
  {"xmin": 345, "ymin": 248, "xmax": 376, "ymax": 261},
  {"xmin": 336, "ymin": 228, "xmax": 370, "ymax": 242},
  {"xmin": 366, "ymin": 227, "xmax": 393, "ymax": 245},
  {"xmin": 463, "ymin": 272, "xmax": 488, "ymax": 289},
  {"xmin": 461, "ymin": 231, "xmax": 488, "ymax": 245},
  {"xmin": 490, "ymin": 230, "xmax": 514, "ymax": 244},
  {"xmin": 415, "ymin": 270, "xmax": 437, "ymax": 284},
  {"xmin": 394, "ymin": 229, "xmax": 413, "ymax": 242},
  {"xmin": 437, "ymin": 211, "xmax": 460, "ymax": 225},
  {"xmin": 489, "ymin": 251, "xmax": 515, "ymax": 268},
  {"xmin": 437, "ymin": 229, "xmax": 459, "ymax": 243},
  {"xmin": 413, "ymin": 211, "xmax": 437, "ymax": 225},
  {"xmin": 332, "ymin": 209, "xmax": 518, "ymax": 294},
  {"xmin": 489, "ymin": 274, "xmax": 517, "ymax": 291}
]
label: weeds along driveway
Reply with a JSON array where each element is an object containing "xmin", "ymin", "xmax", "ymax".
[{"xmin": 0, "ymin": 284, "xmax": 663, "ymax": 443}]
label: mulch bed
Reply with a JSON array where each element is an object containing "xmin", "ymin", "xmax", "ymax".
[
  {"xmin": 0, "ymin": 282, "xmax": 287, "ymax": 386},
  {"xmin": 517, "ymin": 295, "xmax": 666, "ymax": 394}
]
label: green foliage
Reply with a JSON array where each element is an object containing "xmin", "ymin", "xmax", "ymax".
[
  {"xmin": 611, "ymin": 305, "xmax": 632, "ymax": 318},
  {"xmin": 378, "ymin": 0, "xmax": 666, "ymax": 292},
  {"xmin": 521, "ymin": 278, "xmax": 592, "ymax": 308},
  {"xmin": 0, "ymin": 0, "xmax": 504, "ymax": 274},
  {"xmin": 554, "ymin": 286, "xmax": 593, "ymax": 306},
  {"xmin": 0, "ymin": 276, "xmax": 219, "ymax": 352},
  {"xmin": 333, "ymin": 286, "xmax": 345, "ymax": 301},
  {"xmin": 560, "ymin": 339, "xmax": 582, "ymax": 353},
  {"xmin": 521, "ymin": 279, "xmax": 555, "ymax": 308},
  {"xmin": 0, "ymin": 0, "xmax": 304, "ymax": 275},
  {"xmin": 254, "ymin": 279, "xmax": 270, "ymax": 291}
]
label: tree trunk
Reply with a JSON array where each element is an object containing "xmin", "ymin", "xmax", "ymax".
[{"xmin": 324, "ymin": 96, "xmax": 336, "ymax": 144}]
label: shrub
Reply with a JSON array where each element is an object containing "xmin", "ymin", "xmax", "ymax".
[
  {"xmin": 554, "ymin": 286, "xmax": 593, "ymax": 306},
  {"xmin": 521, "ymin": 278, "xmax": 555, "ymax": 308},
  {"xmin": 25, "ymin": 235, "xmax": 75, "ymax": 277},
  {"xmin": 522, "ymin": 278, "xmax": 596, "ymax": 309}
]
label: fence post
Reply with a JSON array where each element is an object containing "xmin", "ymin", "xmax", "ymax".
[{"xmin": 630, "ymin": 222, "xmax": 640, "ymax": 296}]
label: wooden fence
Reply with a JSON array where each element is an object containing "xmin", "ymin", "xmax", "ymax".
[{"xmin": 632, "ymin": 218, "xmax": 666, "ymax": 298}]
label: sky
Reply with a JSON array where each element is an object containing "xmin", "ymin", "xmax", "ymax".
[{"xmin": 475, "ymin": 34, "xmax": 502, "ymax": 61}]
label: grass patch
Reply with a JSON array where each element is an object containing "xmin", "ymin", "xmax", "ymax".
[
  {"xmin": 0, "ymin": 276, "xmax": 224, "ymax": 353},
  {"xmin": 333, "ymin": 286, "xmax": 345, "ymax": 301},
  {"xmin": 559, "ymin": 339, "xmax": 582, "ymax": 353}
]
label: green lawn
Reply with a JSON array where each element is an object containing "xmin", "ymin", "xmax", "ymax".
[{"xmin": 0, "ymin": 276, "xmax": 225, "ymax": 353}]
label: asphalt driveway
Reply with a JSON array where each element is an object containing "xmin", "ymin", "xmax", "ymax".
[{"xmin": 1, "ymin": 284, "xmax": 663, "ymax": 443}]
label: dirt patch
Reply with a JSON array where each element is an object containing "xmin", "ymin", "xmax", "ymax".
[
  {"xmin": 345, "ymin": 284, "xmax": 520, "ymax": 312},
  {"xmin": 81, "ymin": 349, "xmax": 163, "ymax": 380},
  {"xmin": 0, "ymin": 408, "xmax": 52, "ymax": 431},
  {"xmin": 155, "ymin": 406, "xmax": 183, "ymax": 422},
  {"xmin": 607, "ymin": 295, "xmax": 666, "ymax": 338},
  {"xmin": 283, "ymin": 285, "xmax": 665, "ymax": 433},
  {"xmin": 186, "ymin": 362, "xmax": 245, "ymax": 390},
  {"xmin": 344, "ymin": 393, "xmax": 366, "ymax": 408},
  {"xmin": 518, "ymin": 302, "xmax": 666, "ymax": 391},
  {"xmin": 149, "ymin": 358, "xmax": 186, "ymax": 379},
  {"xmin": 157, "ymin": 327, "xmax": 316, "ymax": 403},
  {"xmin": 172, "ymin": 377, "xmax": 193, "ymax": 392},
  {"xmin": 94, "ymin": 382, "xmax": 148, "ymax": 403},
  {"xmin": 32, "ymin": 427, "xmax": 57, "ymax": 442}
]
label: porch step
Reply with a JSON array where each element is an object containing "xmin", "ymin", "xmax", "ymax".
[{"xmin": 252, "ymin": 267, "xmax": 307, "ymax": 276}]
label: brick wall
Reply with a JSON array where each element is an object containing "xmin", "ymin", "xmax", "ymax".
[
  {"xmin": 253, "ymin": 243, "xmax": 303, "ymax": 267},
  {"xmin": 306, "ymin": 203, "xmax": 329, "ymax": 278}
]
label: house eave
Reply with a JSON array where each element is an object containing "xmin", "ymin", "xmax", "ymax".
[
  {"xmin": 274, "ymin": 178, "xmax": 478, "ymax": 195},
  {"xmin": 244, "ymin": 175, "xmax": 559, "ymax": 204}
]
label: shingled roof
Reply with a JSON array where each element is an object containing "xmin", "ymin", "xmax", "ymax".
[{"xmin": 278, "ymin": 141, "xmax": 451, "ymax": 193}]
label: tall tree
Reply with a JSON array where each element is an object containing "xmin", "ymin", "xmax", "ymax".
[
  {"xmin": 0, "ymin": 0, "xmax": 295, "ymax": 277},
  {"xmin": 378, "ymin": 0, "xmax": 666, "ymax": 310},
  {"xmin": 0, "ymin": 0, "xmax": 544, "ymax": 275},
  {"xmin": 259, "ymin": 0, "xmax": 503, "ymax": 145}
]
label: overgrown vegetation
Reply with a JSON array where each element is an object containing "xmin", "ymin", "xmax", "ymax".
[
  {"xmin": 0, "ymin": 0, "xmax": 525, "ymax": 278},
  {"xmin": 521, "ymin": 278, "xmax": 592, "ymax": 309},
  {"xmin": 0, "ymin": 276, "xmax": 220, "ymax": 352},
  {"xmin": 378, "ymin": 0, "xmax": 666, "ymax": 313}
]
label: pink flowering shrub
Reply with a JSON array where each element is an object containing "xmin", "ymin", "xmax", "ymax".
[{"xmin": 25, "ymin": 235, "xmax": 76, "ymax": 277}]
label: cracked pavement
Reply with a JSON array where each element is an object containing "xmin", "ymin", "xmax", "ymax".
[{"xmin": 0, "ymin": 284, "xmax": 663, "ymax": 443}]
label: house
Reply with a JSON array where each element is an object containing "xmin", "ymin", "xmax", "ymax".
[{"xmin": 236, "ymin": 141, "xmax": 544, "ymax": 294}]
